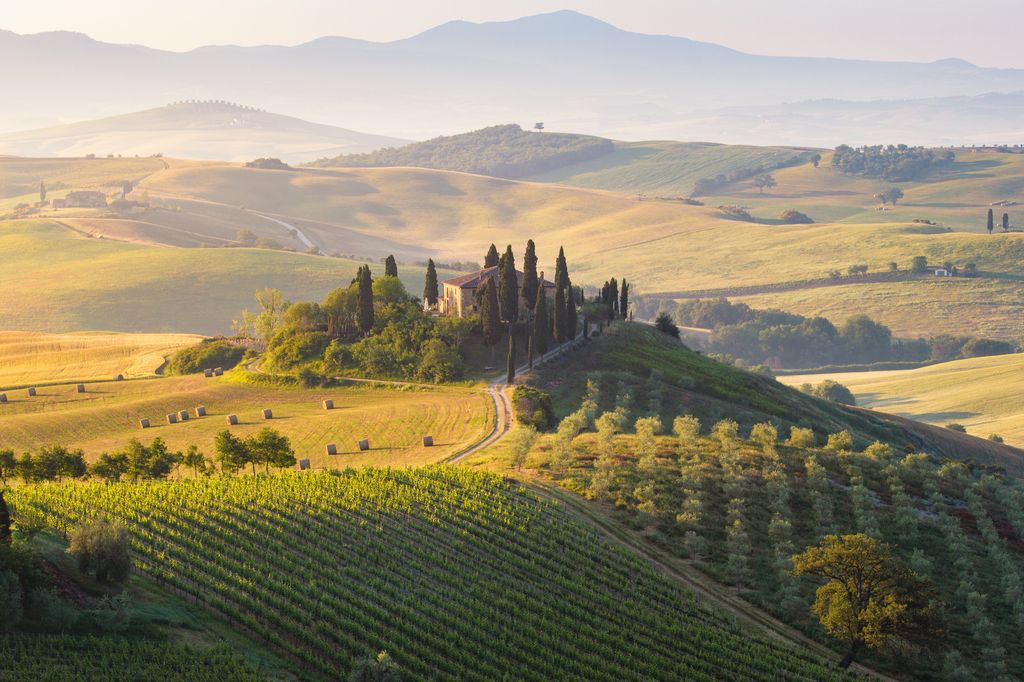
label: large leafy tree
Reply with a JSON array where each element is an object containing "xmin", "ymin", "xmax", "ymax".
[
  {"xmin": 248, "ymin": 428, "xmax": 296, "ymax": 472},
  {"xmin": 498, "ymin": 245, "xmax": 518, "ymax": 323},
  {"xmin": 214, "ymin": 430, "xmax": 249, "ymax": 474},
  {"xmin": 383, "ymin": 255, "xmax": 398, "ymax": 278},
  {"xmin": 424, "ymin": 259, "xmax": 439, "ymax": 308},
  {"xmin": 791, "ymin": 534, "xmax": 944, "ymax": 669},
  {"xmin": 521, "ymin": 240, "xmax": 539, "ymax": 313},
  {"xmin": 358, "ymin": 265, "xmax": 374, "ymax": 336},
  {"xmin": 484, "ymin": 243, "xmax": 499, "ymax": 268}
]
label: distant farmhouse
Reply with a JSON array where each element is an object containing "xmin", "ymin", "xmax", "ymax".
[
  {"xmin": 53, "ymin": 191, "xmax": 107, "ymax": 209},
  {"xmin": 439, "ymin": 266, "xmax": 556, "ymax": 318}
]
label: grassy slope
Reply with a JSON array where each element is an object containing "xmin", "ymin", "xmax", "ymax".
[
  {"xmin": 0, "ymin": 373, "xmax": 491, "ymax": 467},
  {"xmin": 533, "ymin": 323, "xmax": 1024, "ymax": 474},
  {"xmin": 530, "ymin": 140, "xmax": 811, "ymax": 197},
  {"xmin": 778, "ymin": 353, "xmax": 1024, "ymax": 446},
  {"xmin": 0, "ymin": 331, "xmax": 200, "ymax": 388},
  {"xmin": 0, "ymin": 219, "xmax": 456, "ymax": 335}
]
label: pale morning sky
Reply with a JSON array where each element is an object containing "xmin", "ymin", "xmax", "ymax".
[{"xmin": 4, "ymin": 0, "xmax": 1023, "ymax": 68}]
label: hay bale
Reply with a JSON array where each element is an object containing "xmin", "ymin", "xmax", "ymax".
[
  {"xmin": 298, "ymin": 459, "xmax": 310, "ymax": 471},
  {"xmin": 195, "ymin": 406, "xmax": 207, "ymax": 417},
  {"xmin": 166, "ymin": 413, "xmax": 178, "ymax": 424},
  {"xmin": 178, "ymin": 410, "xmax": 189, "ymax": 421},
  {"xmin": 213, "ymin": 367, "xmax": 223, "ymax": 376},
  {"xmin": 422, "ymin": 436, "xmax": 434, "ymax": 447},
  {"xmin": 261, "ymin": 408, "xmax": 273, "ymax": 420},
  {"xmin": 76, "ymin": 384, "xmax": 85, "ymax": 393},
  {"xmin": 27, "ymin": 387, "xmax": 36, "ymax": 397},
  {"xmin": 203, "ymin": 368, "xmax": 213, "ymax": 378},
  {"xmin": 0, "ymin": 393, "xmax": 7, "ymax": 403},
  {"xmin": 115, "ymin": 374, "xmax": 124, "ymax": 381},
  {"xmin": 226, "ymin": 414, "xmax": 238, "ymax": 425},
  {"xmin": 139, "ymin": 418, "xmax": 151, "ymax": 428},
  {"xmin": 322, "ymin": 399, "xmax": 334, "ymax": 410},
  {"xmin": 357, "ymin": 439, "xmax": 369, "ymax": 451},
  {"xmin": 326, "ymin": 443, "xmax": 338, "ymax": 455}
]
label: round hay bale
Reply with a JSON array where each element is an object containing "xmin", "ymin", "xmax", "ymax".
[
  {"xmin": 357, "ymin": 439, "xmax": 369, "ymax": 451},
  {"xmin": 326, "ymin": 443, "xmax": 338, "ymax": 455},
  {"xmin": 203, "ymin": 368, "xmax": 213, "ymax": 378},
  {"xmin": 115, "ymin": 374, "xmax": 124, "ymax": 381},
  {"xmin": 178, "ymin": 410, "xmax": 189, "ymax": 421},
  {"xmin": 422, "ymin": 436, "xmax": 434, "ymax": 447},
  {"xmin": 166, "ymin": 413, "xmax": 178, "ymax": 424},
  {"xmin": 322, "ymin": 399, "xmax": 334, "ymax": 410},
  {"xmin": 139, "ymin": 418, "xmax": 151, "ymax": 429},
  {"xmin": 261, "ymin": 408, "xmax": 273, "ymax": 420},
  {"xmin": 226, "ymin": 414, "xmax": 238, "ymax": 425},
  {"xmin": 76, "ymin": 384, "xmax": 86, "ymax": 393},
  {"xmin": 27, "ymin": 387, "xmax": 36, "ymax": 397},
  {"xmin": 298, "ymin": 459, "xmax": 311, "ymax": 471},
  {"xmin": 195, "ymin": 406, "xmax": 207, "ymax": 417},
  {"xmin": 213, "ymin": 367, "xmax": 224, "ymax": 376},
  {"xmin": 0, "ymin": 393, "xmax": 8, "ymax": 403}
]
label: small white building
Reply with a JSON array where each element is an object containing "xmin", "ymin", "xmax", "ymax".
[{"xmin": 934, "ymin": 268, "xmax": 951, "ymax": 277}]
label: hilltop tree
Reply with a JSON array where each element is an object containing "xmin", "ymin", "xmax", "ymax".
[
  {"xmin": 39, "ymin": 181, "xmax": 46, "ymax": 203},
  {"xmin": 521, "ymin": 240, "xmax": 539, "ymax": 314},
  {"xmin": 533, "ymin": 286, "xmax": 550, "ymax": 355},
  {"xmin": 484, "ymin": 244, "xmax": 499, "ymax": 268},
  {"xmin": 887, "ymin": 187, "xmax": 904, "ymax": 205},
  {"xmin": 424, "ymin": 259, "xmax": 439, "ymax": 308},
  {"xmin": 755, "ymin": 174, "xmax": 777, "ymax": 193},
  {"xmin": 533, "ymin": 122, "xmax": 545, "ymax": 133},
  {"xmin": 1002, "ymin": 212, "xmax": 1010, "ymax": 232},
  {"xmin": 383, "ymin": 255, "xmax": 398, "ymax": 278},
  {"xmin": 498, "ymin": 245, "xmax": 518, "ymax": 323},
  {"xmin": 358, "ymin": 265, "xmax": 374, "ymax": 335},
  {"xmin": 987, "ymin": 208, "xmax": 994, "ymax": 233},
  {"xmin": 791, "ymin": 534, "xmax": 944, "ymax": 669},
  {"xmin": 480, "ymin": 279, "xmax": 502, "ymax": 364},
  {"xmin": 619, "ymin": 280, "xmax": 630, "ymax": 320},
  {"xmin": 553, "ymin": 281, "xmax": 567, "ymax": 345},
  {"xmin": 810, "ymin": 153, "xmax": 822, "ymax": 168},
  {"xmin": 655, "ymin": 312, "xmax": 680, "ymax": 338}
]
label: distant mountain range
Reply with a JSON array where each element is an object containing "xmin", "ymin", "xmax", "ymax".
[
  {"xmin": 3, "ymin": 10, "xmax": 1024, "ymax": 145},
  {"xmin": 0, "ymin": 102, "xmax": 406, "ymax": 163}
]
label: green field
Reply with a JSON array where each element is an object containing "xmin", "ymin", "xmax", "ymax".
[
  {"xmin": 0, "ymin": 330, "xmax": 200, "ymax": 388},
  {"xmin": 779, "ymin": 352, "xmax": 1024, "ymax": 446},
  {"xmin": 8, "ymin": 468, "xmax": 849, "ymax": 681},
  {"xmin": 0, "ymin": 372, "xmax": 491, "ymax": 467}
]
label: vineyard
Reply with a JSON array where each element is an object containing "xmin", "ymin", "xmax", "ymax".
[
  {"xmin": 0, "ymin": 635, "xmax": 263, "ymax": 681},
  {"xmin": 538, "ymin": 413, "xmax": 1024, "ymax": 679},
  {"xmin": 8, "ymin": 468, "xmax": 848, "ymax": 681}
]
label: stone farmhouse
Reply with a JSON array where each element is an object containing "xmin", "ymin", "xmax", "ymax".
[
  {"xmin": 439, "ymin": 266, "xmax": 556, "ymax": 318},
  {"xmin": 53, "ymin": 191, "xmax": 108, "ymax": 209}
]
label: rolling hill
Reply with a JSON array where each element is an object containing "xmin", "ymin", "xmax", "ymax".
[
  {"xmin": 4, "ymin": 12, "xmax": 1024, "ymax": 144},
  {"xmin": 0, "ymin": 101, "xmax": 408, "ymax": 164}
]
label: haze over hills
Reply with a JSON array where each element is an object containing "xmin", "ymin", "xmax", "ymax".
[
  {"xmin": 4, "ymin": 11, "xmax": 1024, "ymax": 144},
  {"xmin": 0, "ymin": 101, "xmax": 407, "ymax": 163}
]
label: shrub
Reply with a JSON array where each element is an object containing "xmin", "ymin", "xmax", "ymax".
[
  {"xmin": 988, "ymin": 433, "xmax": 1004, "ymax": 443},
  {"xmin": 808, "ymin": 380, "xmax": 857, "ymax": 406},
  {"xmin": 946, "ymin": 423, "xmax": 966, "ymax": 433},
  {"xmin": 29, "ymin": 588, "xmax": 78, "ymax": 633},
  {"xmin": 415, "ymin": 338, "xmax": 463, "ymax": 383},
  {"xmin": 716, "ymin": 205, "xmax": 754, "ymax": 222},
  {"xmin": 786, "ymin": 426, "xmax": 816, "ymax": 448},
  {"xmin": 825, "ymin": 430, "xmax": 854, "ymax": 451},
  {"xmin": 265, "ymin": 332, "xmax": 330, "ymax": 371},
  {"xmin": 961, "ymin": 338, "xmax": 1015, "ymax": 358},
  {"xmin": 511, "ymin": 386, "xmax": 556, "ymax": 431},
  {"xmin": 349, "ymin": 650, "xmax": 402, "ymax": 682},
  {"xmin": 0, "ymin": 570, "xmax": 22, "ymax": 632},
  {"xmin": 167, "ymin": 339, "xmax": 244, "ymax": 375},
  {"xmin": 68, "ymin": 519, "xmax": 131, "ymax": 584},
  {"xmin": 779, "ymin": 209, "xmax": 813, "ymax": 224},
  {"xmin": 654, "ymin": 313, "xmax": 680, "ymax": 338}
]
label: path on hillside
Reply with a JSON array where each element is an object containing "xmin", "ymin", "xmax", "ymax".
[{"xmin": 253, "ymin": 212, "xmax": 316, "ymax": 250}]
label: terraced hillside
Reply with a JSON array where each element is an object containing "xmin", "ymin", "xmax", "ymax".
[{"xmin": 9, "ymin": 468, "xmax": 849, "ymax": 681}]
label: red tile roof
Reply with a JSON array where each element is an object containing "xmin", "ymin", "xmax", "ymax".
[{"xmin": 443, "ymin": 266, "xmax": 557, "ymax": 290}]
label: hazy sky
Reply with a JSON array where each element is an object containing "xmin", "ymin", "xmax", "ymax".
[{"xmin": 5, "ymin": 0, "xmax": 1024, "ymax": 68}]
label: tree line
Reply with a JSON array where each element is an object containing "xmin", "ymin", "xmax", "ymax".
[{"xmin": 832, "ymin": 144, "xmax": 955, "ymax": 181}]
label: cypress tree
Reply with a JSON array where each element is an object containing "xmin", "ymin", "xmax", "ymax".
[
  {"xmin": 384, "ymin": 255, "xmax": 398, "ymax": 278},
  {"xmin": 609, "ymin": 278, "xmax": 619, "ymax": 320},
  {"xmin": 498, "ymin": 245, "xmax": 518, "ymax": 323},
  {"xmin": 480, "ymin": 280, "xmax": 502, "ymax": 363},
  {"xmin": 553, "ymin": 281, "xmax": 567, "ymax": 344},
  {"xmin": 554, "ymin": 246, "xmax": 568, "ymax": 288},
  {"xmin": 484, "ymin": 244, "xmax": 500, "ymax": 268},
  {"xmin": 533, "ymin": 286, "xmax": 549, "ymax": 355},
  {"xmin": 522, "ymin": 240, "xmax": 539, "ymax": 313},
  {"xmin": 1003, "ymin": 213, "xmax": 1010, "ymax": 232},
  {"xmin": 506, "ymin": 331, "xmax": 516, "ymax": 384},
  {"xmin": 357, "ymin": 265, "xmax": 374, "ymax": 335},
  {"xmin": 527, "ymin": 334, "xmax": 534, "ymax": 369},
  {"xmin": 583, "ymin": 317, "xmax": 590, "ymax": 340},
  {"xmin": 566, "ymin": 289, "xmax": 578, "ymax": 340},
  {"xmin": 619, "ymin": 280, "xmax": 630, "ymax": 320},
  {"xmin": 987, "ymin": 208, "xmax": 995, "ymax": 234},
  {"xmin": 424, "ymin": 259, "xmax": 439, "ymax": 308},
  {"xmin": 39, "ymin": 181, "xmax": 46, "ymax": 203},
  {"xmin": 0, "ymin": 490, "xmax": 11, "ymax": 546}
]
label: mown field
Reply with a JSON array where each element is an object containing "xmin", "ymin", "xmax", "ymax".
[
  {"xmin": 8, "ymin": 468, "xmax": 850, "ymax": 681},
  {"xmin": 779, "ymin": 352, "xmax": 1024, "ymax": 446},
  {"xmin": 0, "ymin": 373, "xmax": 491, "ymax": 467},
  {"xmin": 0, "ymin": 331, "xmax": 200, "ymax": 388}
]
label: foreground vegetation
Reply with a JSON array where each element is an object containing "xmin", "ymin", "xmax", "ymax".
[{"xmin": 8, "ymin": 468, "xmax": 848, "ymax": 681}]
